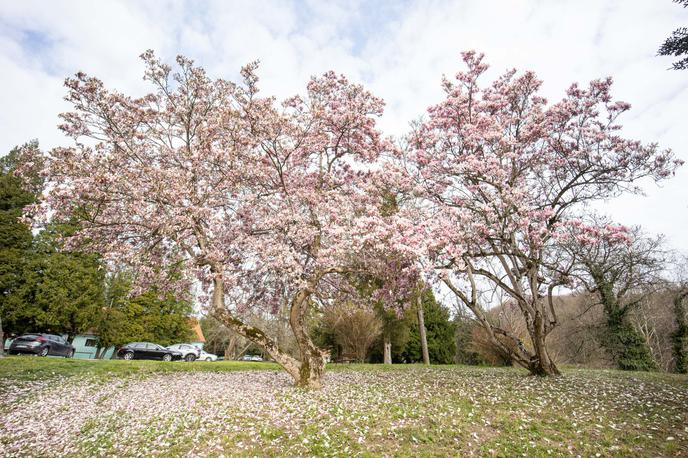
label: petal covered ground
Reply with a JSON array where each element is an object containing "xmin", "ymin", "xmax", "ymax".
[{"xmin": 0, "ymin": 362, "xmax": 687, "ymax": 457}]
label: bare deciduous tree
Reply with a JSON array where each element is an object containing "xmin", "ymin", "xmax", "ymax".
[{"xmin": 322, "ymin": 303, "xmax": 383, "ymax": 363}]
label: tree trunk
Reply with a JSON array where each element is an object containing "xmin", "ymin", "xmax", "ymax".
[
  {"xmin": 95, "ymin": 347, "xmax": 103, "ymax": 360},
  {"xmin": 528, "ymin": 315, "xmax": 561, "ymax": 376},
  {"xmin": 383, "ymin": 333, "xmax": 392, "ymax": 364},
  {"xmin": 210, "ymin": 272, "xmax": 324, "ymax": 388},
  {"xmin": 224, "ymin": 335, "xmax": 237, "ymax": 360},
  {"xmin": 443, "ymin": 276, "xmax": 563, "ymax": 375},
  {"xmin": 289, "ymin": 288, "xmax": 327, "ymax": 389},
  {"xmin": 417, "ymin": 293, "xmax": 430, "ymax": 365}
]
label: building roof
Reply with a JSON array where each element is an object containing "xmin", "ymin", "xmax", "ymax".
[{"xmin": 189, "ymin": 319, "xmax": 206, "ymax": 343}]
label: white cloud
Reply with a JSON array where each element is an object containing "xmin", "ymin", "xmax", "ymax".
[{"xmin": 1, "ymin": 0, "xmax": 686, "ymax": 251}]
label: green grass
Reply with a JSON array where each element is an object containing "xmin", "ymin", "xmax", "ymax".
[
  {"xmin": 0, "ymin": 356, "xmax": 280, "ymax": 381},
  {"xmin": 1, "ymin": 357, "xmax": 687, "ymax": 457}
]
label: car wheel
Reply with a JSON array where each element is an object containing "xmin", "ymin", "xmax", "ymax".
[
  {"xmin": 39, "ymin": 347, "xmax": 49, "ymax": 357},
  {"xmin": 66, "ymin": 350, "xmax": 75, "ymax": 358},
  {"xmin": 123, "ymin": 351, "xmax": 134, "ymax": 361},
  {"xmin": 162, "ymin": 354, "xmax": 172, "ymax": 362},
  {"xmin": 185, "ymin": 354, "xmax": 196, "ymax": 362},
  {"xmin": 205, "ymin": 357, "xmax": 212, "ymax": 362}
]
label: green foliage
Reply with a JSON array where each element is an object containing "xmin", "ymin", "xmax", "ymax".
[
  {"xmin": 96, "ymin": 274, "xmax": 193, "ymax": 350},
  {"xmin": 131, "ymin": 291, "xmax": 194, "ymax": 346},
  {"xmin": 2, "ymin": 220, "xmax": 106, "ymax": 337},
  {"xmin": 453, "ymin": 314, "xmax": 484, "ymax": 365},
  {"xmin": 658, "ymin": 1, "xmax": 688, "ymax": 70},
  {"xmin": 403, "ymin": 289, "xmax": 456, "ymax": 364},
  {"xmin": 310, "ymin": 312, "xmax": 340, "ymax": 359},
  {"xmin": 369, "ymin": 304, "xmax": 412, "ymax": 363},
  {"xmin": 591, "ymin": 270, "xmax": 658, "ymax": 372},
  {"xmin": 0, "ymin": 145, "xmax": 38, "ymax": 307},
  {"xmin": 603, "ymin": 316, "xmax": 657, "ymax": 372},
  {"xmin": 1, "ymin": 143, "xmax": 44, "ymax": 345},
  {"xmin": 672, "ymin": 292, "xmax": 688, "ymax": 374},
  {"xmin": 1, "ymin": 143, "xmax": 193, "ymax": 349}
]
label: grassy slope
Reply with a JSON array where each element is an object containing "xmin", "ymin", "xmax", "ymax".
[
  {"xmin": 0, "ymin": 356, "xmax": 281, "ymax": 381},
  {"xmin": 1, "ymin": 357, "xmax": 687, "ymax": 457}
]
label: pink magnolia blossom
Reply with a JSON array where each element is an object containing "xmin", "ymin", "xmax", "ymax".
[
  {"xmin": 21, "ymin": 51, "xmax": 409, "ymax": 387},
  {"xmin": 397, "ymin": 51, "xmax": 681, "ymax": 376}
]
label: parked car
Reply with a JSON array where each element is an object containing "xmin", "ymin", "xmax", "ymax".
[
  {"xmin": 8, "ymin": 333, "xmax": 75, "ymax": 358},
  {"xmin": 239, "ymin": 354, "xmax": 263, "ymax": 362},
  {"xmin": 117, "ymin": 342, "xmax": 183, "ymax": 361},
  {"xmin": 167, "ymin": 343, "xmax": 201, "ymax": 362},
  {"xmin": 199, "ymin": 350, "xmax": 218, "ymax": 362}
]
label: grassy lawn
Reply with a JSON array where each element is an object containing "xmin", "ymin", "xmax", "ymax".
[
  {"xmin": 1, "ymin": 357, "xmax": 686, "ymax": 457},
  {"xmin": 0, "ymin": 356, "xmax": 281, "ymax": 381}
]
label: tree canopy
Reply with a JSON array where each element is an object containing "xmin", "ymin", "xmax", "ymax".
[
  {"xmin": 19, "ymin": 50, "xmax": 680, "ymax": 385},
  {"xmin": 658, "ymin": 0, "xmax": 688, "ymax": 70}
]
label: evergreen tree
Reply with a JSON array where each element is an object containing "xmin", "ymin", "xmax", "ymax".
[
  {"xmin": 1, "ymin": 143, "xmax": 192, "ymax": 349},
  {"xmin": 672, "ymin": 290, "xmax": 688, "ymax": 373},
  {"xmin": 369, "ymin": 304, "xmax": 412, "ymax": 363},
  {"xmin": 0, "ymin": 143, "xmax": 42, "ymax": 351},
  {"xmin": 96, "ymin": 274, "xmax": 194, "ymax": 354},
  {"xmin": 658, "ymin": 0, "xmax": 688, "ymax": 70},
  {"xmin": 403, "ymin": 289, "xmax": 457, "ymax": 364}
]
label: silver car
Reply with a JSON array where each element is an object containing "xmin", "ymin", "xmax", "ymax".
[
  {"xmin": 199, "ymin": 350, "xmax": 218, "ymax": 362},
  {"xmin": 166, "ymin": 343, "xmax": 201, "ymax": 362}
]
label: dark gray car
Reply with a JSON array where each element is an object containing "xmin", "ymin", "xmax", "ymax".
[{"xmin": 8, "ymin": 333, "xmax": 75, "ymax": 358}]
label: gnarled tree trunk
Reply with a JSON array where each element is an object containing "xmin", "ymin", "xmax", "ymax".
[
  {"xmin": 289, "ymin": 288, "xmax": 327, "ymax": 388},
  {"xmin": 210, "ymin": 272, "xmax": 326, "ymax": 389},
  {"xmin": 443, "ymin": 277, "xmax": 561, "ymax": 376},
  {"xmin": 528, "ymin": 313, "xmax": 560, "ymax": 376}
]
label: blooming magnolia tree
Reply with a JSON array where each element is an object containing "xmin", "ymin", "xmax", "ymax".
[
  {"xmin": 24, "ymin": 52, "xmax": 402, "ymax": 388},
  {"xmin": 400, "ymin": 52, "xmax": 681, "ymax": 376}
]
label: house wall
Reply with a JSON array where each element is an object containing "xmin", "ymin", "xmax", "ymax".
[{"xmin": 71, "ymin": 335, "xmax": 115, "ymax": 359}]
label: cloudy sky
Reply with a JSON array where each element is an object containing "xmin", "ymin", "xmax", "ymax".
[{"xmin": 1, "ymin": 0, "xmax": 687, "ymax": 252}]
